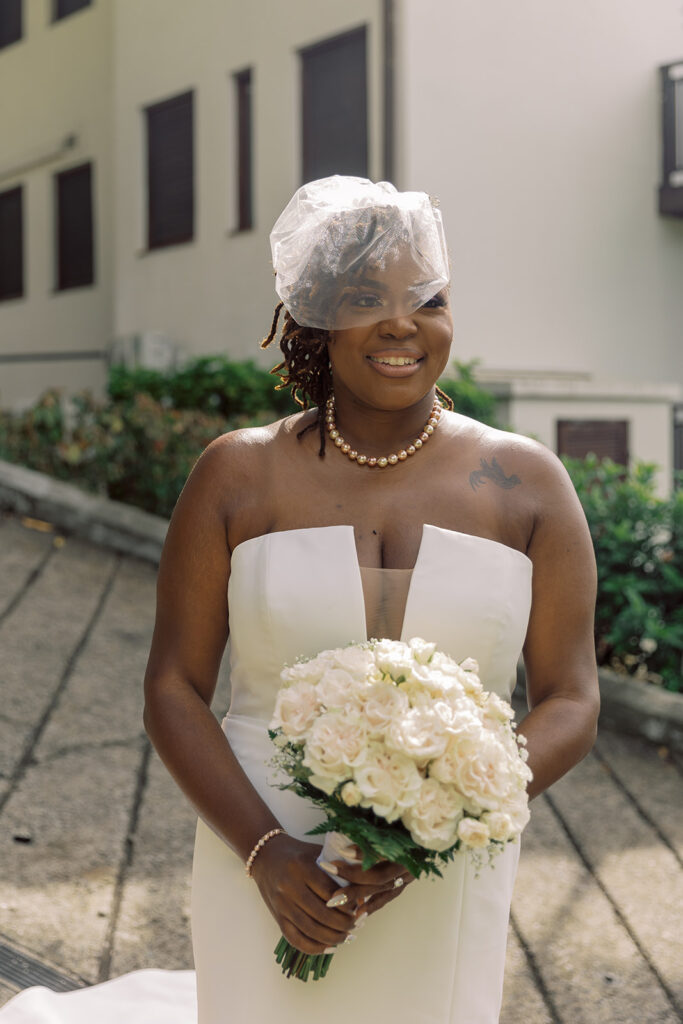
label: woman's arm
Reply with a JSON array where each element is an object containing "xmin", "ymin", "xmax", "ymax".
[
  {"xmin": 143, "ymin": 435, "xmax": 400, "ymax": 951},
  {"xmin": 516, "ymin": 447, "xmax": 600, "ymax": 798}
]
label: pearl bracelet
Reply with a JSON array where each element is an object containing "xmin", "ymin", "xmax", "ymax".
[{"xmin": 245, "ymin": 827, "xmax": 285, "ymax": 877}]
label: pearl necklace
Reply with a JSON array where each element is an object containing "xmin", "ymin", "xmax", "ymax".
[{"xmin": 324, "ymin": 396, "xmax": 443, "ymax": 468}]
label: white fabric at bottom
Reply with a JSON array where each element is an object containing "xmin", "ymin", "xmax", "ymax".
[{"xmin": 0, "ymin": 970, "xmax": 196, "ymax": 1023}]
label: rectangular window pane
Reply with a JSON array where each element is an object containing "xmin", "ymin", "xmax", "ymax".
[
  {"xmin": 146, "ymin": 90, "xmax": 194, "ymax": 249},
  {"xmin": 0, "ymin": 0, "xmax": 22, "ymax": 49},
  {"xmin": 301, "ymin": 27, "xmax": 368, "ymax": 184},
  {"xmin": 54, "ymin": 0, "xmax": 91, "ymax": 21},
  {"xmin": 56, "ymin": 163, "xmax": 94, "ymax": 290},
  {"xmin": 557, "ymin": 420, "xmax": 629, "ymax": 466},
  {"xmin": 234, "ymin": 69, "xmax": 253, "ymax": 231},
  {"xmin": 0, "ymin": 185, "xmax": 24, "ymax": 301}
]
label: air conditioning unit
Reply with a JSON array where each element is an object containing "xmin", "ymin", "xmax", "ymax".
[{"xmin": 108, "ymin": 331, "xmax": 183, "ymax": 371}]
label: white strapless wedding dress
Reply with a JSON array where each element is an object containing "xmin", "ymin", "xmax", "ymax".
[{"xmin": 1, "ymin": 525, "xmax": 532, "ymax": 1024}]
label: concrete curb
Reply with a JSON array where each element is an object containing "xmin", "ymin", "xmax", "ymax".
[
  {"xmin": 0, "ymin": 459, "xmax": 167, "ymax": 564},
  {"xmin": 2, "ymin": 457, "xmax": 682, "ymax": 751}
]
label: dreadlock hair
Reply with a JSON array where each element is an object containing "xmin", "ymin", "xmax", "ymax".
[
  {"xmin": 261, "ymin": 301, "xmax": 455, "ymax": 459},
  {"xmin": 261, "ymin": 302, "xmax": 333, "ymax": 456}
]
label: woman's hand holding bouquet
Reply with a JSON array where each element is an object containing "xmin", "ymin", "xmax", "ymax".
[{"xmin": 268, "ymin": 638, "xmax": 532, "ymax": 981}]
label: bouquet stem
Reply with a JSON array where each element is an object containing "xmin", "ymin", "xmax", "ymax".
[{"xmin": 274, "ymin": 936, "xmax": 334, "ymax": 981}]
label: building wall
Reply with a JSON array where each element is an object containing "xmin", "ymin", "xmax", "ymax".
[
  {"xmin": 0, "ymin": 0, "xmax": 113, "ymax": 405},
  {"xmin": 495, "ymin": 380, "xmax": 679, "ymax": 494},
  {"xmin": 399, "ymin": 0, "xmax": 683, "ymax": 389},
  {"xmin": 112, "ymin": 0, "xmax": 385, "ymax": 363}
]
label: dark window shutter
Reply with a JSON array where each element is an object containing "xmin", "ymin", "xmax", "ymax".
[
  {"xmin": 557, "ymin": 420, "xmax": 629, "ymax": 466},
  {"xmin": 234, "ymin": 69, "xmax": 253, "ymax": 231},
  {"xmin": 146, "ymin": 91, "xmax": 194, "ymax": 249},
  {"xmin": 659, "ymin": 62, "xmax": 683, "ymax": 217},
  {"xmin": 0, "ymin": 185, "xmax": 24, "ymax": 301},
  {"xmin": 0, "ymin": 0, "xmax": 22, "ymax": 49},
  {"xmin": 674, "ymin": 405, "xmax": 683, "ymax": 479},
  {"xmin": 56, "ymin": 163, "xmax": 94, "ymax": 290},
  {"xmin": 301, "ymin": 27, "xmax": 368, "ymax": 184},
  {"xmin": 54, "ymin": 0, "xmax": 91, "ymax": 21}
]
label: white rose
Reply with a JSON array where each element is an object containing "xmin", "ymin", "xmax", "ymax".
[
  {"xmin": 386, "ymin": 705, "xmax": 450, "ymax": 765},
  {"xmin": 408, "ymin": 637, "xmax": 437, "ymax": 664},
  {"xmin": 373, "ymin": 639, "xmax": 416, "ymax": 682},
  {"xmin": 270, "ymin": 681, "xmax": 319, "ymax": 739},
  {"xmin": 333, "ymin": 645, "xmax": 380, "ymax": 679},
  {"xmin": 361, "ymin": 681, "xmax": 410, "ymax": 738},
  {"xmin": 355, "ymin": 744, "xmax": 423, "ymax": 822},
  {"xmin": 449, "ymin": 733, "xmax": 516, "ymax": 811},
  {"xmin": 282, "ymin": 651, "xmax": 336, "ymax": 687},
  {"xmin": 481, "ymin": 811, "xmax": 514, "ymax": 842},
  {"xmin": 401, "ymin": 778, "xmax": 465, "ymax": 851},
  {"xmin": 315, "ymin": 668, "xmax": 364, "ymax": 710},
  {"xmin": 303, "ymin": 709, "xmax": 368, "ymax": 783},
  {"xmin": 340, "ymin": 781, "xmax": 363, "ymax": 806},
  {"xmin": 429, "ymin": 729, "xmax": 482, "ymax": 785},
  {"xmin": 483, "ymin": 692, "xmax": 515, "ymax": 725},
  {"xmin": 457, "ymin": 817, "xmax": 490, "ymax": 849}
]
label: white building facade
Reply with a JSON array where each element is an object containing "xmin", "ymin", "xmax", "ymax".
[{"xmin": 1, "ymin": 0, "xmax": 682, "ymax": 487}]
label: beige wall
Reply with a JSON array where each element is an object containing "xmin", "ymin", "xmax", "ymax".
[
  {"xmin": 399, "ymin": 0, "xmax": 683, "ymax": 389},
  {"xmin": 112, "ymin": 0, "xmax": 385, "ymax": 363},
  {"xmin": 0, "ymin": 0, "xmax": 113, "ymax": 405},
  {"xmin": 493, "ymin": 379, "xmax": 678, "ymax": 495}
]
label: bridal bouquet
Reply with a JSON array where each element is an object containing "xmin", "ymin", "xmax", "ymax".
[{"xmin": 268, "ymin": 637, "xmax": 532, "ymax": 981}]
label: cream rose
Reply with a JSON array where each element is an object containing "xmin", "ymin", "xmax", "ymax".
[
  {"xmin": 303, "ymin": 709, "xmax": 368, "ymax": 783},
  {"xmin": 402, "ymin": 778, "xmax": 465, "ymax": 851},
  {"xmin": 315, "ymin": 668, "xmax": 364, "ymax": 710},
  {"xmin": 270, "ymin": 680, "xmax": 319, "ymax": 739},
  {"xmin": 355, "ymin": 744, "xmax": 423, "ymax": 822},
  {"xmin": 449, "ymin": 733, "xmax": 515, "ymax": 811},
  {"xmin": 457, "ymin": 816, "xmax": 490, "ymax": 848},
  {"xmin": 481, "ymin": 811, "xmax": 514, "ymax": 842},
  {"xmin": 361, "ymin": 681, "xmax": 410, "ymax": 738},
  {"xmin": 386, "ymin": 706, "xmax": 450, "ymax": 765}
]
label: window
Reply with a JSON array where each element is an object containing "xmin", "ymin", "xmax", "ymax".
[
  {"xmin": 55, "ymin": 163, "xmax": 94, "ymax": 290},
  {"xmin": 300, "ymin": 27, "xmax": 368, "ymax": 183},
  {"xmin": 53, "ymin": 0, "xmax": 91, "ymax": 21},
  {"xmin": 659, "ymin": 61, "xmax": 683, "ymax": 217},
  {"xmin": 234, "ymin": 68, "xmax": 253, "ymax": 231},
  {"xmin": 145, "ymin": 90, "xmax": 194, "ymax": 249},
  {"xmin": 0, "ymin": 185, "xmax": 23, "ymax": 301},
  {"xmin": 0, "ymin": 0, "xmax": 22, "ymax": 49},
  {"xmin": 556, "ymin": 420, "xmax": 629, "ymax": 466}
]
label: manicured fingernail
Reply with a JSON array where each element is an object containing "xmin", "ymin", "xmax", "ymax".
[
  {"xmin": 343, "ymin": 933, "xmax": 356, "ymax": 944},
  {"xmin": 353, "ymin": 912, "xmax": 368, "ymax": 929},
  {"xmin": 318, "ymin": 860, "xmax": 339, "ymax": 875},
  {"xmin": 326, "ymin": 892, "xmax": 349, "ymax": 908},
  {"xmin": 324, "ymin": 947, "xmax": 336, "ymax": 954}
]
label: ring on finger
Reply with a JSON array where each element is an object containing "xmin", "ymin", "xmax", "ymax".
[{"xmin": 393, "ymin": 876, "xmax": 404, "ymax": 889}]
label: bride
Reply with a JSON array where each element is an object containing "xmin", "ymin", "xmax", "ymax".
[{"xmin": 1, "ymin": 177, "xmax": 599, "ymax": 1023}]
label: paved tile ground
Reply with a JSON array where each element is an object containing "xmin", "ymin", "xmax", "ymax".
[{"xmin": 1, "ymin": 511, "xmax": 682, "ymax": 1022}]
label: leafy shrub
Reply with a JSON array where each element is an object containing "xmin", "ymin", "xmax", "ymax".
[
  {"xmin": 0, "ymin": 390, "xmax": 232, "ymax": 518},
  {"xmin": 437, "ymin": 361, "xmax": 499, "ymax": 427},
  {"xmin": 564, "ymin": 455, "xmax": 683, "ymax": 692},
  {"xmin": 108, "ymin": 356, "xmax": 297, "ymax": 419}
]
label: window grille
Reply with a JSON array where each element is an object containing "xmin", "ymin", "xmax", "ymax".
[{"xmin": 145, "ymin": 91, "xmax": 194, "ymax": 249}]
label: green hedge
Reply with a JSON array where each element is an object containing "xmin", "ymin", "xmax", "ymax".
[{"xmin": 563, "ymin": 456, "xmax": 683, "ymax": 692}]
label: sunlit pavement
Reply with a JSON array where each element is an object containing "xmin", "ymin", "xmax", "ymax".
[{"xmin": 1, "ymin": 512, "xmax": 681, "ymax": 1022}]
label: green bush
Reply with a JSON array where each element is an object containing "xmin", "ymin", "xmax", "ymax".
[
  {"xmin": 0, "ymin": 390, "xmax": 232, "ymax": 518},
  {"xmin": 108, "ymin": 356, "xmax": 297, "ymax": 419},
  {"xmin": 564, "ymin": 455, "xmax": 683, "ymax": 692},
  {"xmin": 437, "ymin": 361, "xmax": 500, "ymax": 427}
]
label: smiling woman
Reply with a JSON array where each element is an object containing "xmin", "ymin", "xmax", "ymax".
[{"xmin": 4, "ymin": 176, "xmax": 598, "ymax": 1023}]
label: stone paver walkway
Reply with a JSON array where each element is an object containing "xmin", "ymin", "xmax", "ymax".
[{"xmin": 1, "ymin": 512, "xmax": 681, "ymax": 1022}]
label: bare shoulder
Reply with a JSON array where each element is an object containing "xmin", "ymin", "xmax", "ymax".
[{"xmin": 446, "ymin": 413, "xmax": 576, "ymax": 506}]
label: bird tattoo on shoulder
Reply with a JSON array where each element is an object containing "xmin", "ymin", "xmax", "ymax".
[{"xmin": 469, "ymin": 457, "xmax": 521, "ymax": 492}]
